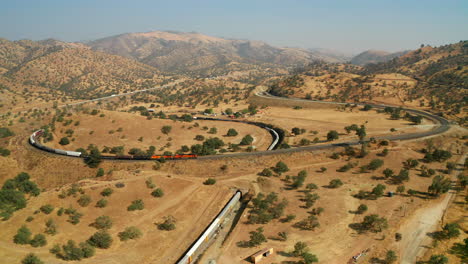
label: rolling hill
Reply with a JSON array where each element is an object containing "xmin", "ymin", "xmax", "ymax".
[
  {"xmin": 350, "ymin": 50, "xmax": 408, "ymax": 66},
  {"xmin": 0, "ymin": 39, "xmax": 165, "ymax": 101}
]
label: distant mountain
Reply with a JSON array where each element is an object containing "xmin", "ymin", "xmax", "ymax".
[
  {"xmin": 350, "ymin": 50, "xmax": 408, "ymax": 66},
  {"xmin": 87, "ymin": 31, "xmax": 348, "ymax": 76},
  {"xmin": 0, "ymin": 39, "xmax": 163, "ymax": 99},
  {"xmin": 308, "ymin": 48, "xmax": 353, "ymax": 62}
]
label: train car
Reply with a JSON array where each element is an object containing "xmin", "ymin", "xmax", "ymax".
[
  {"xmin": 176, "ymin": 190, "xmax": 242, "ymax": 264},
  {"xmin": 65, "ymin": 151, "xmax": 82, "ymax": 157},
  {"xmin": 54, "ymin": 149, "xmax": 67, "ymax": 155}
]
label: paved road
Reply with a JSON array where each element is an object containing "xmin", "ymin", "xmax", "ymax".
[{"xmin": 198, "ymin": 92, "xmax": 451, "ymax": 160}]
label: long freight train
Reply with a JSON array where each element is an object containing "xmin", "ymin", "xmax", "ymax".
[
  {"xmin": 176, "ymin": 190, "xmax": 242, "ymax": 264},
  {"xmin": 29, "ymin": 129, "xmax": 197, "ymax": 160},
  {"xmin": 29, "ymin": 118, "xmax": 282, "ymax": 160}
]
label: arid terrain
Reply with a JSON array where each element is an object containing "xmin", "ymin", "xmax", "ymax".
[{"xmin": 0, "ymin": 27, "xmax": 466, "ymax": 264}]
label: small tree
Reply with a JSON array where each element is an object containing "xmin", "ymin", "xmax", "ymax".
[
  {"xmin": 273, "ymin": 161, "xmax": 289, "ymax": 175},
  {"xmin": 383, "ymin": 168, "xmax": 394, "ymax": 178},
  {"xmin": 40, "ymin": 204, "xmax": 54, "ymax": 214},
  {"xmin": 292, "ymin": 241, "xmax": 309, "ymax": 257},
  {"xmin": 372, "ymin": 184, "xmax": 386, "ymax": 197},
  {"xmin": 13, "ymin": 225, "xmax": 32, "ymax": 244},
  {"xmin": 30, "ymin": 234, "xmax": 47, "ymax": 247},
  {"xmin": 247, "ymin": 227, "xmax": 266, "ymax": 247},
  {"xmin": 368, "ymin": 159, "xmax": 384, "ymax": 171},
  {"xmin": 259, "ymin": 168, "xmax": 273, "ymax": 177},
  {"xmin": 427, "ymin": 255, "xmax": 448, "ymax": 264},
  {"xmin": 157, "ymin": 216, "xmax": 176, "ymax": 231},
  {"xmin": 77, "ymin": 195, "xmax": 91, "ymax": 207},
  {"xmin": 118, "ymin": 226, "xmax": 142, "ymax": 241},
  {"xmin": 240, "ymin": 135, "xmax": 254, "ymax": 145},
  {"xmin": 96, "ymin": 199, "xmax": 108, "ymax": 208},
  {"xmin": 326, "ymin": 130, "xmax": 339, "ymax": 141},
  {"xmin": 329, "ymin": 179, "xmax": 343, "ymax": 188},
  {"xmin": 151, "ymin": 188, "xmax": 164, "ymax": 197},
  {"xmin": 161, "ymin": 126, "xmax": 172, "ymax": 135},
  {"xmin": 59, "ymin": 137, "xmax": 70, "ymax": 145},
  {"xmin": 92, "ymin": 216, "xmax": 113, "ymax": 230},
  {"xmin": 21, "ymin": 253, "xmax": 44, "ymax": 264},
  {"xmin": 360, "ymin": 214, "xmax": 388, "ymax": 233},
  {"xmin": 302, "ymin": 252, "xmax": 319, "ymax": 264},
  {"xmin": 396, "ymin": 185, "xmax": 405, "ymax": 194},
  {"xmin": 385, "ymin": 250, "xmax": 397, "ymax": 263},
  {"xmin": 203, "ymin": 178, "xmax": 216, "ymax": 185},
  {"xmin": 127, "ymin": 200, "xmax": 144, "ymax": 211},
  {"xmin": 45, "ymin": 219, "xmax": 57, "ymax": 235},
  {"xmin": 226, "ymin": 128, "xmax": 238, "ymax": 137},
  {"xmin": 100, "ymin": 188, "xmax": 113, "ymax": 197},
  {"xmin": 356, "ymin": 204, "xmax": 368, "ymax": 214},
  {"xmin": 88, "ymin": 231, "xmax": 113, "ymax": 249},
  {"xmin": 96, "ymin": 168, "xmax": 104, "ymax": 177}
]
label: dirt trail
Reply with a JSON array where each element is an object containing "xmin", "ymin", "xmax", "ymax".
[{"xmin": 399, "ymin": 154, "xmax": 466, "ymax": 263}]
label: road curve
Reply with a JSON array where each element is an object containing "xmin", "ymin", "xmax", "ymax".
[{"xmin": 197, "ymin": 92, "xmax": 450, "ymax": 159}]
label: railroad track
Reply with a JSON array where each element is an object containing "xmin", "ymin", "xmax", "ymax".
[{"xmin": 27, "ymin": 90, "xmax": 451, "ymax": 161}]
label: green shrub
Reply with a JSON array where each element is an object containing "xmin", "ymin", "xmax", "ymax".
[
  {"xmin": 92, "ymin": 216, "xmax": 113, "ymax": 230},
  {"xmin": 39, "ymin": 204, "xmax": 54, "ymax": 214},
  {"xmin": 77, "ymin": 195, "xmax": 91, "ymax": 207},
  {"xmin": 0, "ymin": 127, "xmax": 14, "ymax": 138},
  {"xmin": 13, "ymin": 225, "xmax": 31, "ymax": 244},
  {"xmin": 96, "ymin": 199, "xmax": 108, "ymax": 208},
  {"xmin": 59, "ymin": 137, "xmax": 70, "ymax": 145},
  {"xmin": 240, "ymin": 135, "xmax": 253, "ymax": 145},
  {"xmin": 329, "ymin": 179, "xmax": 343, "ymax": 188},
  {"xmin": 151, "ymin": 188, "xmax": 164, "ymax": 197},
  {"xmin": 118, "ymin": 226, "xmax": 142, "ymax": 241},
  {"xmin": 96, "ymin": 168, "xmax": 104, "ymax": 177},
  {"xmin": 203, "ymin": 178, "xmax": 216, "ymax": 185},
  {"xmin": 30, "ymin": 234, "xmax": 47, "ymax": 247},
  {"xmin": 157, "ymin": 216, "xmax": 176, "ymax": 231},
  {"xmin": 45, "ymin": 219, "xmax": 57, "ymax": 235},
  {"xmin": 21, "ymin": 253, "xmax": 44, "ymax": 264},
  {"xmin": 127, "ymin": 199, "xmax": 144, "ymax": 211},
  {"xmin": 101, "ymin": 188, "xmax": 113, "ymax": 197},
  {"xmin": 88, "ymin": 231, "xmax": 113, "ymax": 249}
]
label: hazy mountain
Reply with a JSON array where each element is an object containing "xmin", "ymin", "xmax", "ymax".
[
  {"xmin": 308, "ymin": 48, "xmax": 353, "ymax": 62},
  {"xmin": 87, "ymin": 31, "xmax": 348, "ymax": 76},
  {"xmin": 350, "ymin": 50, "xmax": 408, "ymax": 66}
]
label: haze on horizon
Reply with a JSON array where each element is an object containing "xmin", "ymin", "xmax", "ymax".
[{"xmin": 1, "ymin": 0, "xmax": 467, "ymax": 54}]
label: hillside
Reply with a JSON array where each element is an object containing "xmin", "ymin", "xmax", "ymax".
[
  {"xmin": 267, "ymin": 42, "xmax": 467, "ymax": 124},
  {"xmin": 350, "ymin": 50, "xmax": 408, "ymax": 66},
  {"xmin": 87, "ymin": 31, "xmax": 348, "ymax": 76},
  {"xmin": 0, "ymin": 39, "xmax": 165, "ymax": 105}
]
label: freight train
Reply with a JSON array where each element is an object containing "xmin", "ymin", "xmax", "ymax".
[
  {"xmin": 176, "ymin": 190, "xmax": 242, "ymax": 264},
  {"xmin": 29, "ymin": 129, "xmax": 197, "ymax": 160}
]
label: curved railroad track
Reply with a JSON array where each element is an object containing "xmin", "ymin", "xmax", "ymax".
[{"xmin": 28, "ymin": 90, "xmax": 451, "ymax": 160}]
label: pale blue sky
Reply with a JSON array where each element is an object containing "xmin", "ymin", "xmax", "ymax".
[{"xmin": 1, "ymin": 0, "xmax": 467, "ymax": 53}]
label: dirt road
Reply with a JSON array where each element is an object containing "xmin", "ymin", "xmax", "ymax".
[{"xmin": 399, "ymin": 154, "xmax": 466, "ymax": 263}]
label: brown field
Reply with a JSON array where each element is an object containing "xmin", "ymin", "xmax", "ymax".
[
  {"xmin": 0, "ymin": 88, "xmax": 465, "ymax": 264},
  {"xmin": 45, "ymin": 110, "xmax": 272, "ymax": 153},
  {"xmin": 0, "ymin": 172, "xmax": 234, "ymax": 264},
  {"xmin": 252, "ymin": 105, "xmax": 432, "ymax": 145}
]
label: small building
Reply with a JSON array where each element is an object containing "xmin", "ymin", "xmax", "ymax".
[
  {"xmin": 147, "ymin": 109, "xmax": 155, "ymax": 112},
  {"xmin": 250, "ymin": 248, "xmax": 274, "ymax": 263}
]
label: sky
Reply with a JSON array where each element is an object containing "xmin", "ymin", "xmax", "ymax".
[{"xmin": 1, "ymin": 0, "xmax": 467, "ymax": 54}]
